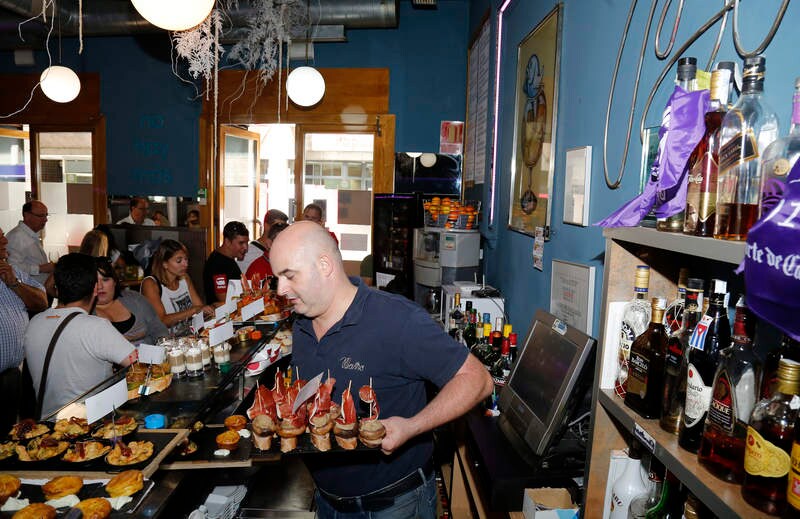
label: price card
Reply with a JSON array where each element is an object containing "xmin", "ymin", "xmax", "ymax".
[
  {"xmin": 292, "ymin": 372, "xmax": 324, "ymax": 414},
  {"xmin": 191, "ymin": 311, "xmax": 204, "ymax": 333},
  {"xmin": 137, "ymin": 344, "xmax": 165, "ymax": 365},
  {"xmin": 633, "ymin": 422, "xmax": 656, "ymax": 454},
  {"xmin": 216, "ymin": 300, "xmax": 236, "ymax": 319},
  {"xmin": 86, "ymin": 379, "xmax": 129, "ymax": 424},
  {"xmin": 241, "ymin": 298, "xmax": 265, "ymax": 322},
  {"xmin": 209, "ymin": 320, "xmax": 234, "ymax": 346},
  {"xmin": 225, "ymin": 280, "xmax": 243, "ymax": 303}
]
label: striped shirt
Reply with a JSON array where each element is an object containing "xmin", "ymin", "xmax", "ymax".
[{"xmin": 0, "ymin": 267, "xmax": 44, "ymax": 372}]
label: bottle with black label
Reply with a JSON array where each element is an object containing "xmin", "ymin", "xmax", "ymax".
[
  {"xmin": 626, "ymin": 298, "xmax": 669, "ymax": 419},
  {"xmin": 661, "ymin": 278, "xmax": 704, "ymax": 434},
  {"xmin": 697, "ymin": 296, "xmax": 762, "ymax": 483},
  {"xmin": 678, "ymin": 279, "xmax": 731, "ymax": 453}
]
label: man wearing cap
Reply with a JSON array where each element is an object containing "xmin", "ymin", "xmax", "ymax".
[
  {"xmin": 237, "ymin": 209, "xmax": 289, "ymax": 274},
  {"xmin": 6, "ymin": 200, "xmax": 54, "ymax": 285},
  {"xmin": 203, "ymin": 221, "xmax": 249, "ymax": 305}
]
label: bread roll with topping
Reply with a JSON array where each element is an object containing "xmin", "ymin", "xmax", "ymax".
[
  {"xmin": 42, "ymin": 475, "xmax": 83, "ymax": 500},
  {"xmin": 105, "ymin": 470, "xmax": 143, "ymax": 498}
]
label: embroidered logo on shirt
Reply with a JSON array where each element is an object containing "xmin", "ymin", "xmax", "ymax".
[
  {"xmin": 340, "ymin": 356, "xmax": 365, "ymax": 371},
  {"xmin": 213, "ymin": 274, "xmax": 228, "ymax": 291}
]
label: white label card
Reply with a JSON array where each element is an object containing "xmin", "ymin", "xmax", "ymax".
[
  {"xmin": 241, "ymin": 298, "xmax": 265, "ymax": 322},
  {"xmin": 209, "ymin": 320, "xmax": 234, "ymax": 347},
  {"xmin": 633, "ymin": 422, "xmax": 656, "ymax": 454},
  {"xmin": 191, "ymin": 311, "xmax": 204, "ymax": 333},
  {"xmin": 137, "ymin": 344, "xmax": 165, "ymax": 365},
  {"xmin": 86, "ymin": 379, "xmax": 129, "ymax": 424},
  {"xmin": 292, "ymin": 372, "xmax": 324, "ymax": 415},
  {"xmin": 225, "ymin": 280, "xmax": 243, "ymax": 304},
  {"xmin": 215, "ymin": 301, "xmax": 236, "ymax": 319}
]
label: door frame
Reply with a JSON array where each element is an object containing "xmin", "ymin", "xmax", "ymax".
[{"xmin": 217, "ymin": 125, "xmax": 261, "ymax": 237}]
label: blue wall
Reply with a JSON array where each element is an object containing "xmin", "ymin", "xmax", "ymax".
[
  {"xmin": 472, "ymin": 0, "xmax": 800, "ymax": 336},
  {"xmin": 0, "ymin": 0, "xmax": 471, "ymax": 197}
]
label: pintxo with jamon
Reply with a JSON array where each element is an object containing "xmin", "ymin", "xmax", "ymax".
[
  {"xmin": 358, "ymin": 380, "xmax": 386, "ymax": 448},
  {"xmin": 308, "ymin": 374, "xmax": 336, "ymax": 451},
  {"xmin": 273, "ymin": 371, "xmax": 306, "ymax": 452},
  {"xmin": 247, "ymin": 382, "xmax": 278, "ymax": 451},
  {"xmin": 333, "ymin": 381, "xmax": 358, "ymax": 450}
]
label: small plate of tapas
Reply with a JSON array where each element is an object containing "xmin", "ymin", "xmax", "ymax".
[
  {"xmin": 105, "ymin": 440, "xmax": 154, "ymax": 467},
  {"xmin": 92, "ymin": 415, "xmax": 138, "ymax": 440},
  {"xmin": 16, "ymin": 435, "xmax": 69, "ymax": 462},
  {"xmin": 62, "ymin": 440, "xmax": 112, "ymax": 464},
  {"xmin": 7, "ymin": 420, "xmax": 50, "ymax": 441},
  {"xmin": 52, "ymin": 417, "xmax": 90, "ymax": 440}
]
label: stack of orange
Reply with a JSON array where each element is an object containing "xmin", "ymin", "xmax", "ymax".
[{"xmin": 423, "ymin": 198, "xmax": 478, "ymax": 229}]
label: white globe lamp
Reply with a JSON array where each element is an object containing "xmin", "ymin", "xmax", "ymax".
[
  {"xmin": 131, "ymin": 0, "xmax": 215, "ymax": 31},
  {"xmin": 40, "ymin": 66, "xmax": 81, "ymax": 103},
  {"xmin": 286, "ymin": 66, "xmax": 326, "ymax": 107}
]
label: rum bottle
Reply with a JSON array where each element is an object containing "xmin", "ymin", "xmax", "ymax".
[
  {"xmin": 716, "ymin": 56, "xmax": 779, "ymax": 240},
  {"xmin": 663, "ymin": 268, "xmax": 689, "ymax": 337},
  {"xmin": 761, "ymin": 334, "xmax": 800, "ymax": 399},
  {"xmin": 742, "ymin": 359, "xmax": 800, "ymax": 515},
  {"xmin": 697, "ymin": 296, "xmax": 762, "ymax": 483},
  {"xmin": 661, "ymin": 278, "xmax": 704, "ymax": 434},
  {"xmin": 658, "ymin": 57, "xmax": 698, "ymax": 233},
  {"xmin": 759, "ymin": 77, "xmax": 800, "ymax": 217},
  {"xmin": 783, "ymin": 385, "xmax": 800, "ymax": 516},
  {"xmin": 626, "ymin": 298, "xmax": 669, "ymax": 419},
  {"xmin": 684, "ymin": 68, "xmax": 731, "ymax": 236},
  {"xmin": 616, "ymin": 265, "xmax": 652, "ymax": 398},
  {"xmin": 678, "ymin": 279, "xmax": 731, "ymax": 453}
]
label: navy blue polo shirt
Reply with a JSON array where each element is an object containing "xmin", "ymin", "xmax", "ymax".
[{"xmin": 293, "ymin": 278, "xmax": 468, "ymax": 497}]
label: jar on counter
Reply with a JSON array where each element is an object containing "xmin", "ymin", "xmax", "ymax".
[
  {"xmin": 168, "ymin": 347, "xmax": 186, "ymax": 378},
  {"xmin": 185, "ymin": 347, "xmax": 204, "ymax": 378}
]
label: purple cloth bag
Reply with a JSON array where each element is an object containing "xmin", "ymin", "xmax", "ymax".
[
  {"xmin": 739, "ymin": 159, "xmax": 800, "ymax": 340},
  {"xmin": 597, "ymin": 86, "xmax": 709, "ymax": 227}
]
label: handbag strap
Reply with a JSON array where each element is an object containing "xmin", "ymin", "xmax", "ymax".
[{"xmin": 35, "ymin": 311, "xmax": 80, "ymax": 418}]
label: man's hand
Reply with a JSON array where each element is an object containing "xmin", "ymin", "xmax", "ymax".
[
  {"xmin": 378, "ymin": 416, "xmax": 417, "ymax": 455},
  {"xmin": 38, "ymin": 261, "xmax": 55, "ymax": 274},
  {"xmin": 0, "ymin": 260, "xmax": 15, "ymax": 286}
]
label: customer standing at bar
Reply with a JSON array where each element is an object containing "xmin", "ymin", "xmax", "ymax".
[
  {"xmin": 270, "ymin": 222, "xmax": 493, "ymax": 518},
  {"xmin": 301, "ymin": 203, "xmax": 339, "ymax": 247},
  {"xmin": 203, "ymin": 221, "xmax": 249, "ymax": 305},
  {"xmin": 238, "ymin": 209, "xmax": 288, "ymax": 274},
  {"xmin": 6, "ymin": 200, "xmax": 54, "ymax": 285},
  {"xmin": 117, "ymin": 196, "xmax": 155, "ymax": 225},
  {"xmin": 0, "ymin": 226, "xmax": 47, "ymax": 431}
]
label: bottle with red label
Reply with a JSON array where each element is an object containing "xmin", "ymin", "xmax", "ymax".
[
  {"xmin": 697, "ymin": 295, "xmax": 762, "ymax": 483},
  {"xmin": 742, "ymin": 358, "xmax": 800, "ymax": 514},
  {"xmin": 678, "ymin": 279, "xmax": 731, "ymax": 453}
]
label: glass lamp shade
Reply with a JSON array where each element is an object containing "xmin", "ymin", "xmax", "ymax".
[
  {"xmin": 131, "ymin": 0, "xmax": 214, "ymax": 31},
  {"xmin": 286, "ymin": 66, "xmax": 326, "ymax": 107},
  {"xmin": 39, "ymin": 66, "xmax": 81, "ymax": 103}
]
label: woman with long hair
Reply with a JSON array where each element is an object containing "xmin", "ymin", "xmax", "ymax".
[
  {"xmin": 94, "ymin": 257, "xmax": 168, "ymax": 345},
  {"xmin": 79, "ymin": 230, "xmax": 109, "ymax": 257},
  {"xmin": 141, "ymin": 239, "xmax": 212, "ymax": 335}
]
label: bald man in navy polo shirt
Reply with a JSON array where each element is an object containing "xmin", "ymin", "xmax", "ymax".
[{"xmin": 270, "ymin": 221, "xmax": 493, "ymax": 518}]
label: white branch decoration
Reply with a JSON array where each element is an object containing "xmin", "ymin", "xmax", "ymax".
[{"xmin": 173, "ymin": 9, "xmax": 224, "ymax": 82}]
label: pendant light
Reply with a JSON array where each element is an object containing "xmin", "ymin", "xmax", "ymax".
[
  {"xmin": 131, "ymin": 0, "xmax": 215, "ymax": 31},
  {"xmin": 40, "ymin": 65, "xmax": 81, "ymax": 103},
  {"xmin": 286, "ymin": 2, "xmax": 325, "ymax": 107}
]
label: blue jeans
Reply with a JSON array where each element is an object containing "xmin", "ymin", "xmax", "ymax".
[{"xmin": 314, "ymin": 474, "xmax": 437, "ymax": 519}]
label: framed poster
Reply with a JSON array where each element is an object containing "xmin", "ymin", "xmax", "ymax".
[
  {"xmin": 563, "ymin": 146, "xmax": 592, "ymax": 226},
  {"xmin": 508, "ymin": 4, "xmax": 562, "ymax": 237},
  {"xmin": 550, "ymin": 259, "xmax": 595, "ymax": 334}
]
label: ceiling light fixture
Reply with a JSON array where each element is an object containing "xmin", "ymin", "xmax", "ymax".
[
  {"xmin": 286, "ymin": 66, "xmax": 326, "ymax": 106},
  {"xmin": 40, "ymin": 65, "xmax": 81, "ymax": 103},
  {"xmin": 131, "ymin": 0, "xmax": 215, "ymax": 31}
]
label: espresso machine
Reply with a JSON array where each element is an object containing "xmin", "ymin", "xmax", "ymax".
[{"xmin": 412, "ymin": 227, "xmax": 480, "ymax": 318}]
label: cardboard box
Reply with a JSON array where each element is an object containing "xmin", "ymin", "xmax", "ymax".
[{"xmin": 522, "ymin": 488, "xmax": 579, "ymax": 519}]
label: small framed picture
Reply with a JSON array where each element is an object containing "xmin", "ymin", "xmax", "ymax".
[{"xmin": 563, "ymin": 146, "xmax": 592, "ymax": 226}]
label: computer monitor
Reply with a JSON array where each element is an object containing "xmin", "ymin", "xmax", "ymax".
[{"xmin": 497, "ymin": 310, "xmax": 596, "ymax": 459}]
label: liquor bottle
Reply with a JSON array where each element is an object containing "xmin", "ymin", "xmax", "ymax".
[
  {"xmin": 697, "ymin": 296, "xmax": 762, "ymax": 483},
  {"xmin": 761, "ymin": 334, "xmax": 800, "ymax": 399},
  {"xmin": 661, "ymin": 278, "xmax": 704, "ymax": 434},
  {"xmin": 627, "ymin": 457, "xmax": 665, "ymax": 519},
  {"xmin": 678, "ymin": 279, "xmax": 731, "ymax": 453},
  {"xmin": 784, "ymin": 382, "xmax": 800, "ymax": 517},
  {"xmin": 658, "ymin": 57, "xmax": 698, "ymax": 233},
  {"xmin": 626, "ymin": 298, "xmax": 669, "ymax": 419},
  {"xmin": 509, "ymin": 332, "xmax": 518, "ymax": 364},
  {"xmin": 716, "ymin": 56, "xmax": 779, "ymax": 240},
  {"xmin": 716, "ymin": 60, "xmax": 738, "ymax": 109},
  {"xmin": 759, "ymin": 77, "xmax": 800, "ymax": 217},
  {"xmin": 490, "ymin": 338, "xmax": 511, "ymax": 386},
  {"xmin": 609, "ymin": 444, "xmax": 652, "ymax": 519},
  {"xmin": 616, "ymin": 266, "xmax": 652, "ymax": 398},
  {"xmin": 448, "ymin": 292, "xmax": 464, "ymax": 341},
  {"xmin": 469, "ymin": 320, "xmax": 486, "ymax": 357},
  {"xmin": 463, "ymin": 307, "xmax": 477, "ymax": 349},
  {"xmin": 664, "ymin": 268, "xmax": 689, "ymax": 337},
  {"xmin": 683, "ymin": 68, "xmax": 732, "ymax": 236},
  {"xmin": 742, "ymin": 358, "xmax": 800, "ymax": 515}
]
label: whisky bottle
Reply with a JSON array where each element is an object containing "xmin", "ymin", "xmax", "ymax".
[
  {"xmin": 663, "ymin": 268, "xmax": 689, "ymax": 337},
  {"xmin": 463, "ymin": 307, "xmax": 477, "ymax": 349},
  {"xmin": 678, "ymin": 279, "xmax": 731, "ymax": 453},
  {"xmin": 716, "ymin": 56, "xmax": 779, "ymax": 240},
  {"xmin": 657, "ymin": 57, "xmax": 698, "ymax": 233},
  {"xmin": 616, "ymin": 266, "xmax": 652, "ymax": 398},
  {"xmin": 784, "ymin": 379, "xmax": 800, "ymax": 516},
  {"xmin": 761, "ymin": 334, "xmax": 800, "ymax": 399},
  {"xmin": 697, "ymin": 296, "xmax": 762, "ymax": 483},
  {"xmin": 626, "ymin": 298, "xmax": 669, "ymax": 419},
  {"xmin": 742, "ymin": 359, "xmax": 800, "ymax": 515},
  {"xmin": 684, "ymin": 68, "xmax": 731, "ymax": 236},
  {"xmin": 448, "ymin": 292, "xmax": 464, "ymax": 341},
  {"xmin": 759, "ymin": 77, "xmax": 800, "ymax": 217},
  {"xmin": 661, "ymin": 278, "xmax": 704, "ymax": 434}
]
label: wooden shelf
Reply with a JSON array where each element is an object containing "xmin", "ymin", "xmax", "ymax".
[
  {"xmin": 603, "ymin": 227, "xmax": 746, "ymax": 265},
  {"xmin": 598, "ymin": 390, "xmax": 771, "ymax": 518}
]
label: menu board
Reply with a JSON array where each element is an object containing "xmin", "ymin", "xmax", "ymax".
[{"xmin": 464, "ymin": 16, "xmax": 492, "ymax": 186}]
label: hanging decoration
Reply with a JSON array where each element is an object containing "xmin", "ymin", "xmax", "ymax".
[
  {"xmin": 286, "ymin": 65, "xmax": 325, "ymax": 106},
  {"xmin": 173, "ymin": 10, "xmax": 224, "ymax": 85},
  {"xmin": 40, "ymin": 65, "xmax": 81, "ymax": 103},
  {"xmin": 132, "ymin": 0, "xmax": 215, "ymax": 32}
]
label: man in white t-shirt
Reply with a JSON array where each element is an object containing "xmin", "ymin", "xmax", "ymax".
[
  {"xmin": 117, "ymin": 197, "xmax": 155, "ymax": 226},
  {"xmin": 237, "ymin": 209, "xmax": 289, "ymax": 274},
  {"xmin": 24, "ymin": 253, "xmax": 137, "ymax": 419}
]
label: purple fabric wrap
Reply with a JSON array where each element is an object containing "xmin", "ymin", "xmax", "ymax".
[
  {"xmin": 597, "ymin": 86, "xmax": 710, "ymax": 227},
  {"xmin": 739, "ymin": 159, "xmax": 800, "ymax": 341}
]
